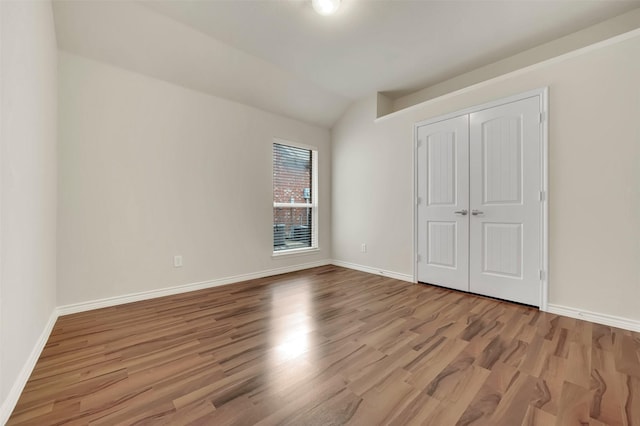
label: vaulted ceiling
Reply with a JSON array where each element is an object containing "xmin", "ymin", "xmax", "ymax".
[{"xmin": 53, "ymin": 1, "xmax": 640, "ymax": 127}]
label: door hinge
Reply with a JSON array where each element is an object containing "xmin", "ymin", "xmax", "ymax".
[
  {"xmin": 417, "ymin": 197, "xmax": 422, "ymax": 205},
  {"xmin": 539, "ymin": 190, "xmax": 546, "ymax": 202},
  {"xmin": 539, "ymin": 111, "xmax": 547, "ymax": 124},
  {"xmin": 417, "ymin": 254, "xmax": 422, "ymax": 262},
  {"xmin": 539, "ymin": 270, "xmax": 547, "ymax": 280},
  {"xmin": 416, "ymin": 138, "xmax": 423, "ymax": 148}
]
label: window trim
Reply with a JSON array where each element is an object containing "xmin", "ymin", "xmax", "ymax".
[
  {"xmin": 272, "ymin": 138, "xmax": 319, "ymax": 256},
  {"xmin": 271, "ymin": 247, "xmax": 320, "ymax": 258}
]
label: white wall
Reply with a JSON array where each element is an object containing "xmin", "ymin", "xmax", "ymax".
[
  {"xmin": 57, "ymin": 52, "xmax": 331, "ymax": 306},
  {"xmin": 332, "ymin": 35, "xmax": 640, "ymax": 322},
  {"xmin": 0, "ymin": 0, "xmax": 58, "ymax": 409}
]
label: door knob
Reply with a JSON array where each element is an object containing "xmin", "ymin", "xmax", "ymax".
[
  {"xmin": 454, "ymin": 209, "xmax": 468, "ymax": 216},
  {"xmin": 471, "ymin": 210, "xmax": 484, "ymax": 216}
]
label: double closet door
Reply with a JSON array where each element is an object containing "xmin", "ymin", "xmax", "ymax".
[{"xmin": 417, "ymin": 95, "xmax": 542, "ymax": 306}]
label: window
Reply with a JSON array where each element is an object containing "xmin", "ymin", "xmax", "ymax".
[{"xmin": 273, "ymin": 141, "xmax": 318, "ymax": 254}]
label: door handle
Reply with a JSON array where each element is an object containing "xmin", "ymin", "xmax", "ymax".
[
  {"xmin": 471, "ymin": 209, "xmax": 484, "ymax": 216},
  {"xmin": 454, "ymin": 209, "xmax": 468, "ymax": 216}
]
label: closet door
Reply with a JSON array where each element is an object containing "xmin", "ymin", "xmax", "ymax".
[
  {"xmin": 417, "ymin": 115, "xmax": 469, "ymax": 292},
  {"xmin": 468, "ymin": 96, "xmax": 541, "ymax": 306}
]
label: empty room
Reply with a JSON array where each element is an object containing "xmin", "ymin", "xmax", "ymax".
[{"xmin": 1, "ymin": 0, "xmax": 640, "ymax": 424}]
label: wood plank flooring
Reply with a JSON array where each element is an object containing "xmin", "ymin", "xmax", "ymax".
[{"xmin": 8, "ymin": 266, "xmax": 640, "ymax": 425}]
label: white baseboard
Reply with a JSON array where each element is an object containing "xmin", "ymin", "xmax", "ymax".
[
  {"xmin": 57, "ymin": 260, "xmax": 332, "ymax": 316},
  {"xmin": 331, "ymin": 259, "xmax": 415, "ymax": 283},
  {"xmin": 547, "ymin": 303, "xmax": 640, "ymax": 332},
  {"xmin": 0, "ymin": 309, "xmax": 58, "ymax": 425}
]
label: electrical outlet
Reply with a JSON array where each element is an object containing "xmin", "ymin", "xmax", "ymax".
[
  {"xmin": 361, "ymin": 243, "xmax": 367, "ymax": 253},
  {"xmin": 174, "ymin": 255, "xmax": 183, "ymax": 268}
]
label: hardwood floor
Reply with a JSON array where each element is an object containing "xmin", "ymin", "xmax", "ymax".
[{"xmin": 8, "ymin": 266, "xmax": 640, "ymax": 425}]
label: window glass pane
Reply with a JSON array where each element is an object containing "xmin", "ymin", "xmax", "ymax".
[
  {"xmin": 273, "ymin": 207, "xmax": 312, "ymax": 251},
  {"xmin": 273, "ymin": 143, "xmax": 312, "ymax": 204}
]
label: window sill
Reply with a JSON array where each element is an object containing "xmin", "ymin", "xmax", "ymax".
[{"xmin": 272, "ymin": 247, "xmax": 320, "ymax": 258}]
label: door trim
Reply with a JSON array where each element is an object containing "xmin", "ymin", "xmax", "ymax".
[{"xmin": 413, "ymin": 87, "xmax": 549, "ymax": 311}]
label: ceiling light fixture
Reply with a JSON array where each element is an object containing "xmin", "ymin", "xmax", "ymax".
[{"xmin": 312, "ymin": 0, "xmax": 341, "ymax": 16}]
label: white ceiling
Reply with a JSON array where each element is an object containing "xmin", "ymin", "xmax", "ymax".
[{"xmin": 53, "ymin": 1, "xmax": 640, "ymax": 127}]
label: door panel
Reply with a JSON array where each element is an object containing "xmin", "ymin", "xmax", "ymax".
[
  {"xmin": 427, "ymin": 131, "xmax": 457, "ymax": 205},
  {"xmin": 482, "ymin": 222, "xmax": 522, "ymax": 278},
  {"xmin": 469, "ymin": 96, "xmax": 541, "ymax": 306},
  {"xmin": 417, "ymin": 115, "xmax": 469, "ymax": 292},
  {"xmin": 482, "ymin": 116, "xmax": 522, "ymax": 205},
  {"xmin": 427, "ymin": 221, "xmax": 457, "ymax": 268}
]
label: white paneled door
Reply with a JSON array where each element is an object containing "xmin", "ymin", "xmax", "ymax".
[
  {"xmin": 417, "ymin": 115, "xmax": 469, "ymax": 292},
  {"xmin": 469, "ymin": 97, "xmax": 541, "ymax": 306},
  {"xmin": 417, "ymin": 95, "xmax": 543, "ymax": 306}
]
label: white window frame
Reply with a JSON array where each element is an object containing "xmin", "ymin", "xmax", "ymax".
[{"xmin": 272, "ymin": 138, "xmax": 319, "ymax": 257}]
